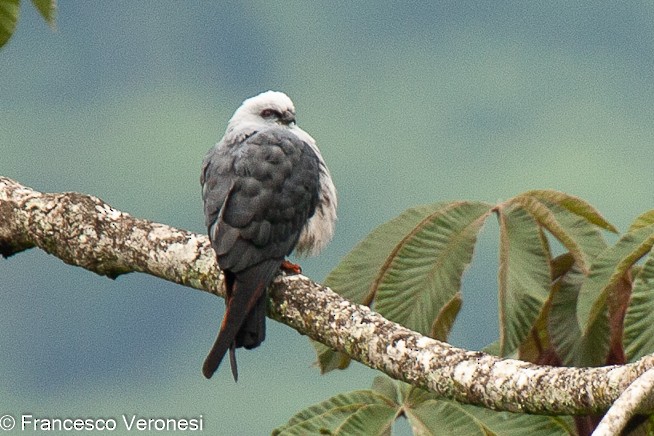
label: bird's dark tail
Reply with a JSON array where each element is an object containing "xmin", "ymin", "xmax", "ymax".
[{"xmin": 202, "ymin": 259, "xmax": 281, "ymax": 380}]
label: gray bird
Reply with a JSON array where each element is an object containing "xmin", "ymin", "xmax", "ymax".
[{"xmin": 200, "ymin": 91, "xmax": 337, "ymax": 380}]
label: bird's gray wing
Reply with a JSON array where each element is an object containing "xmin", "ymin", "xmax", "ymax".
[
  {"xmin": 201, "ymin": 143, "xmax": 233, "ymax": 233},
  {"xmin": 203, "ymin": 128, "xmax": 321, "ymax": 273}
]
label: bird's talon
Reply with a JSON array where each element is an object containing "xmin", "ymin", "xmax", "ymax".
[{"xmin": 281, "ymin": 259, "xmax": 302, "ymax": 275}]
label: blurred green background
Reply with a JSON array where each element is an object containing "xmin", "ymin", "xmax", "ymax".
[{"xmin": 2, "ymin": 2, "xmax": 653, "ymax": 434}]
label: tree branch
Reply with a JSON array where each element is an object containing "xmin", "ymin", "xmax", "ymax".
[
  {"xmin": 1, "ymin": 176, "xmax": 653, "ymax": 416},
  {"xmin": 593, "ymin": 367, "xmax": 654, "ymax": 435}
]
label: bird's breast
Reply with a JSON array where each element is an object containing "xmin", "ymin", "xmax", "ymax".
[{"xmin": 295, "ymin": 169, "xmax": 337, "ymax": 257}]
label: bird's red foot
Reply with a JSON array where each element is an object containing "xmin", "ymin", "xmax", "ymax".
[{"xmin": 281, "ymin": 259, "xmax": 302, "ymax": 275}]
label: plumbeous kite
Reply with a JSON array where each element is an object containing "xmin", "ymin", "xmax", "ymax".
[{"xmin": 200, "ymin": 91, "xmax": 337, "ymax": 380}]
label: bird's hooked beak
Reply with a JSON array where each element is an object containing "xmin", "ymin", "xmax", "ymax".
[{"xmin": 280, "ymin": 110, "xmax": 296, "ymax": 125}]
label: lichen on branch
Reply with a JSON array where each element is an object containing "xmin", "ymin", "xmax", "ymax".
[{"xmin": 1, "ymin": 176, "xmax": 653, "ymax": 418}]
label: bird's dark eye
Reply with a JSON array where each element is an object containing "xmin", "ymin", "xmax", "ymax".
[{"xmin": 260, "ymin": 109, "xmax": 281, "ymax": 119}]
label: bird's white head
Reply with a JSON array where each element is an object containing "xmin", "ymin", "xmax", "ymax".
[{"xmin": 225, "ymin": 91, "xmax": 302, "ymax": 139}]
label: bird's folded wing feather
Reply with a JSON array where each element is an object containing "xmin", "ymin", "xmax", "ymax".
[{"xmin": 202, "ymin": 128, "xmax": 322, "ymax": 272}]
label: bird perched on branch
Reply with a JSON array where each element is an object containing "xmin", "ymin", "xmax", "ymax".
[{"xmin": 200, "ymin": 91, "xmax": 337, "ymax": 380}]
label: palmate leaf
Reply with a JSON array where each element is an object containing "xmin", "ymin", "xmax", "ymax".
[
  {"xmin": 371, "ymin": 375, "xmax": 402, "ymax": 403},
  {"xmin": 500, "ymin": 192, "xmax": 611, "ymax": 359},
  {"xmin": 311, "ymin": 341, "xmax": 351, "ymax": 373},
  {"xmin": 31, "ymin": 0, "xmax": 56, "ymax": 29},
  {"xmin": 540, "ymin": 201, "xmax": 609, "ymax": 262},
  {"xmin": 273, "ymin": 388, "xmax": 397, "ymax": 435},
  {"xmin": 324, "ymin": 203, "xmax": 453, "ymax": 307},
  {"xmin": 315, "ymin": 203, "xmax": 452, "ymax": 372},
  {"xmin": 316, "ymin": 201, "xmax": 492, "ymax": 372},
  {"xmin": 431, "ymin": 292, "xmax": 462, "ymax": 342},
  {"xmin": 455, "ymin": 403, "xmax": 575, "ymax": 436},
  {"xmin": 374, "ymin": 202, "xmax": 493, "ymax": 338},
  {"xmin": 511, "ymin": 191, "xmax": 610, "ymax": 272},
  {"xmin": 623, "ymin": 249, "xmax": 654, "ymax": 361},
  {"xmin": 314, "ymin": 203, "xmax": 452, "ymax": 372},
  {"xmin": 577, "ymin": 224, "xmax": 654, "ymax": 336},
  {"xmin": 333, "ymin": 404, "xmax": 396, "ymax": 436},
  {"xmin": 315, "ymin": 191, "xmax": 614, "ymax": 372},
  {"xmin": 497, "ymin": 204, "xmax": 551, "ymax": 356},
  {"xmin": 515, "ymin": 228, "xmax": 557, "ymax": 363},
  {"xmin": 400, "ymin": 376, "xmax": 575, "ymax": 436},
  {"xmin": 407, "ymin": 401, "xmax": 493, "ymax": 436},
  {"xmin": 548, "ymin": 265, "xmax": 610, "ymax": 366},
  {"xmin": 628, "ymin": 210, "xmax": 654, "ymax": 232},
  {"xmin": 0, "ymin": 0, "xmax": 56, "ymax": 49},
  {"xmin": 517, "ymin": 281, "xmax": 552, "ymax": 362},
  {"xmin": 0, "ymin": 0, "xmax": 19, "ymax": 48},
  {"xmin": 278, "ymin": 376, "xmax": 574, "ymax": 436},
  {"xmin": 522, "ymin": 190, "xmax": 618, "ymax": 233}
]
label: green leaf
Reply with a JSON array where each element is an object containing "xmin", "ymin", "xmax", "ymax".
[
  {"xmin": 371, "ymin": 375, "xmax": 400, "ymax": 403},
  {"xmin": 0, "ymin": 0, "xmax": 19, "ymax": 48},
  {"xmin": 31, "ymin": 0, "xmax": 56, "ymax": 29},
  {"xmin": 374, "ymin": 201, "xmax": 493, "ymax": 338},
  {"xmin": 316, "ymin": 203, "xmax": 452, "ymax": 372},
  {"xmin": 407, "ymin": 400, "xmax": 575, "ymax": 435},
  {"xmin": 273, "ymin": 391, "xmax": 396, "ymax": 436},
  {"xmin": 333, "ymin": 404, "xmax": 396, "ymax": 435},
  {"xmin": 577, "ymin": 225, "xmax": 654, "ymax": 336},
  {"xmin": 540, "ymin": 201, "xmax": 609, "ymax": 261},
  {"xmin": 482, "ymin": 340, "xmax": 501, "ymax": 356},
  {"xmin": 317, "ymin": 202, "xmax": 492, "ymax": 372},
  {"xmin": 523, "ymin": 190, "xmax": 618, "ymax": 233},
  {"xmin": 518, "ymin": 287, "xmax": 552, "ymax": 362},
  {"xmin": 274, "ymin": 404, "xmax": 366, "ymax": 435},
  {"xmin": 399, "ymin": 373, "xmax": 575, "ymax": 435},
  {"xmin": 497, "ymin": 204, "xmax": 551, "ymax": 356},
  {"xmin": 628, "ymin": 210, "xmax": 654, "ymax": 232},
  {"xmin": 548, "ymin": 266, "xmax": 610, "ymax": 366},
  {"xmin": 431, "ymin": 292, "xmax": 462, "ymax": 342},
  {"xmin": 511, "ymin": 194, "xmax": 608, "ymax": 272},
  {"xmin": 376, "ymin": 375, "xmax": 435, "ymax": 411},
  {"xmin": 325, "ymin": 202, "xmax": 452, "ymax": 308},
  {"xmin": 290, "ymin": 376, "xmax": 574, "ymax": 435},
  {"xmin": 457, "ymin": 403, "xmax": 576, "ymax": 435},
  {"xmin": 624, "ymin": 251, "xmax": 654, "ymax": 361},
  {"xmin": 375, "ymin": 377, "xmax": 495, "ymax": 436},
  {"xmin": 406, "ymin": 401, "xmax": 493, "ymax": 436},
  {"xmin": 311, "ymin": 341, "xmax": 351, "ymax": 374},
  {"xmin": 551, "ymin": 252, "xmax": 575, "ymax": 281}
]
